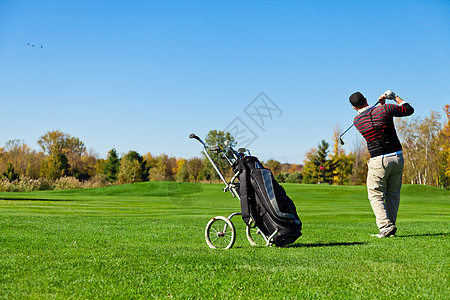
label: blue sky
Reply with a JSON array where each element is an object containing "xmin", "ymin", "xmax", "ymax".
[{"xmin": 1, "ymin": 0, "xmax": 449, "ymax": 163}]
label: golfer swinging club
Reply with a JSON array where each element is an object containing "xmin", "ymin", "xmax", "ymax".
[{"xmin": 349, "ymin": 90, "xmax": 414, "ymax": 238}]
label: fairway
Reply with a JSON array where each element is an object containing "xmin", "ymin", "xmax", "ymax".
[{"xmin": 0, "ymin": 182, "xmax": 448, "ymax": 299}]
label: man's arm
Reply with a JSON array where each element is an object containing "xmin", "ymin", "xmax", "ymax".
[
  {"xmin": 394, "ymin": 95, "xmax": 405, "ymax": 105},
  {"xmin": 393, "ymin": 95, "xmax": 414, "ymax": 116}
]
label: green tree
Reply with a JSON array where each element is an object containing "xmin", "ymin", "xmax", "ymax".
[
  {"xmin": 302, "ymin": 140, "xmax": 337, "ymax": 184},
  {"xmin": 315, "ymin": 140, "xmax": 337, "ymax": 184},
  {"xmin": 104, "ymin": 149, "xmax": 120, "ymax": 182},
  {"xmin": 2, "ymin": 163, "xmax": 19, "ymax": 182},
  {"xmin": 202, "ymin": 130, "xmax": 236, "ymax": 182},
  {"xmin": 286, "ymin": 172, "xmax": 303, "ymax": 183}
]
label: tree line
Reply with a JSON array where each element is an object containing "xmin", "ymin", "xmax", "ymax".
[{"xmin": 1, "ymin": 106, "xmax": 449, "ymax": 191}]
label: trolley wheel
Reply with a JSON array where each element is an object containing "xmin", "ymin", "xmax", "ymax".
[
  {"xmin": 205, "ymin": 216, "xmax": 236, "ymax": 249},
  {"xmin": 246, "ymin": 222, "xmax": 267, "ymax": 246}
]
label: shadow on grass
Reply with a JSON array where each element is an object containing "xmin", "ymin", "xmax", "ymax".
[
  {"xmin": 397, "ymin": 233, "xmax": 448, "ymax": 238},
  {"xmin": 287, "ymin": 242, "xmax": 366, "ymax": 248},
  {"xmin": 0, "ymin": 198, "xmax": 72, "ymax": 202}
]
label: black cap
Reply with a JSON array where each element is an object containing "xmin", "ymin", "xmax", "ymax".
[{"xmin": 349, "ymin": 92, "xmax": 366, "ymax": 107}]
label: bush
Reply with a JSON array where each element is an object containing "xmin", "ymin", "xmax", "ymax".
[
  {"xmin": 0, "ymin": 179, "xmax": 19, "ymax": 192},
  {"xmin": 55, "ymin": 176, "xmax": 83, "ymax": 190},
  {"xmin": 37, "ymin": 178, "xmax": 55, "ymax": 191},
  {"xmin": 83, "ymin": 174, "xmax": 110, "ymax": 189},
  {"xmin": 286, "ymin": 172, "xmax": 303, "ymax": 183},
  {"xmin": 0, "ymin": 176, "xmax": 55, "ymax": 192},
  {"xmin": 0, "ymin": 175, "xmax": 111, "ymax": 192}
]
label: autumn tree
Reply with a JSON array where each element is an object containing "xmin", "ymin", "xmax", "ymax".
[
  {"xmin": 38, "ymin": 130, "xmax": 85, "ymax": 156},
  {"xmin": 302, "ymin": 147, "xmax": 318, "ymax": 184},
  {"xmin": 396, "ymin": 111, "xmax": 442, "ymax": 186},
  {"xmin": 264, "ymin": 160, "xmax": 281, "ymax": 175},
  {"xmin": 146, "ymin": 153, "xmax": 177, "ymax": 181},
  {"xmin": 166, "ymin": 156, "xmax": 177, "ymax": 181},
  {"xmin": 118, "ymin": 151, "xmax": 145, "ymax": 184},
  {"xmin": 175, "ymin": 158, "xmax": 188, "ymax": 182},
  {"xmin": 0, "ymin": 140, "xmax": 44, "ymax": 179},
  {"xmin": 37, "ymin": 130, "xmax": 86, "ymax": 179},
  {"xmin": 330, "ymin": 125, "xmax": 354, "ymax": 185},
  {"xmin": 265, "ymin": 159, "xmax": 284, "ymax": 183},
  {"xmin": 349, "ymin": 138, "xmax": 369, "ymax": 185},
  {"xmin": 438, "ymin": 104, "xmax": 450, "ymax": 189},
  {"xmin": 78, "ymin": 149, "xmax": 99, "ymax": 180},
  {"xmin": 40, "ymin": 153, "xmax": 70, "ymax": 180},
  {"xmin": 176, "ymin": 157, "xmax": 204, "ymax": 182},
  {"xmin": 188, "ymin": 158, "xmax": 205, "ymax": 182}
]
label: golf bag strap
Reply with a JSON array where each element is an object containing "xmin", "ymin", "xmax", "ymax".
[{"xmin": 238, "ymin": 159, "xmax": 252, "ymax": 226}]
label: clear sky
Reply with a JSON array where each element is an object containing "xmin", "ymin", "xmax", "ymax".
[{"xmin": 1, "ymin": 0, "xmax": 449, "ymax": 163}]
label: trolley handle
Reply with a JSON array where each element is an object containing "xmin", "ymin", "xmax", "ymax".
[
  {"xmin": 189, "ymin": 133, "xmax": 206, "ymax": 148},
  {"xmin": 189, "ymin": 133, "xmax": 200, "ymax": 141}
]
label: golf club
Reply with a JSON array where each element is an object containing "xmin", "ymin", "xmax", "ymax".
[{"xmin": 339, "ymin": 99, "xmax": 382, "ymax": 145}]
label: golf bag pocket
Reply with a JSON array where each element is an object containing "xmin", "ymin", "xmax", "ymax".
[{"xmin": 250, "ymin": 168, "xmax": 300, "ymax": 223}]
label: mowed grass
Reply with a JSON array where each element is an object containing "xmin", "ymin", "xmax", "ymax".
[{"xmin": 0, "ymin": 182, "xmax": 448, "ymax": 299}]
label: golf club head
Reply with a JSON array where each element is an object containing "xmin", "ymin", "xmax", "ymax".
[
  {"xmin": 339, "ymin": 137, "xmax": 345, "ymax": 145},
  {"xmin": 210, "ymin": 145, "xmax": 222, "ymax": 153}
]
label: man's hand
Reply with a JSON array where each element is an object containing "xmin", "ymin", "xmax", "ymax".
[
  {"xmin": 383, "ymin": 90, "xmax": 397, "ymax": 100},
  {"xmin": 378, "ymin": 94, "xmax": 387, "ymax": 105}
]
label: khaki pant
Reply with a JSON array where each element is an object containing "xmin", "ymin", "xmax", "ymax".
[{"xmin": 367, "ymin": 153, "xmax": 404, "ymax": 230}]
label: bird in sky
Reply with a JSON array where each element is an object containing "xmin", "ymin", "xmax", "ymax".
[{"xmin": 27, "ymin": 43, "xmax": 43, "ymax": 48}]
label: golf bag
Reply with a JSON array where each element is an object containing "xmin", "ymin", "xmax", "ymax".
[{"xmin": 233, "ymin": 156, "xmax": 302, "ymax": 247}]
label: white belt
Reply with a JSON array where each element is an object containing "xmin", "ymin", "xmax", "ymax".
[{"xmin": 372, "ymin": 150, "xmax": 403, "ymax": 159}]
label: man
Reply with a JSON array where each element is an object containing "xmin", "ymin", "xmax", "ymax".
[{"xmin": 349, "ymin": 90, "xmax": 414, "ymax": 238}]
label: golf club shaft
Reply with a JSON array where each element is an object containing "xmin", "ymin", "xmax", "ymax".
[{"xmin": 339, "ymin": 99, "xmax": 382, "ymax": 144}]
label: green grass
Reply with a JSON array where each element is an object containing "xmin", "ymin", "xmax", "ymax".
[{"xmin": 0, "ymin": 182, "xmax": 448, "ymax": 299}]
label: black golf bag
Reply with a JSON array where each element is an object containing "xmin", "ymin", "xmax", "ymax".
[{"xmin": 232, "ymin": 156, "xmax": 302, "ymax": 247}]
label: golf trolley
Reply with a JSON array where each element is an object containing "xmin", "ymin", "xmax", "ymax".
[{"xmin": 189, "ymin": 133, "xmax": 277, "ymax": 249}]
